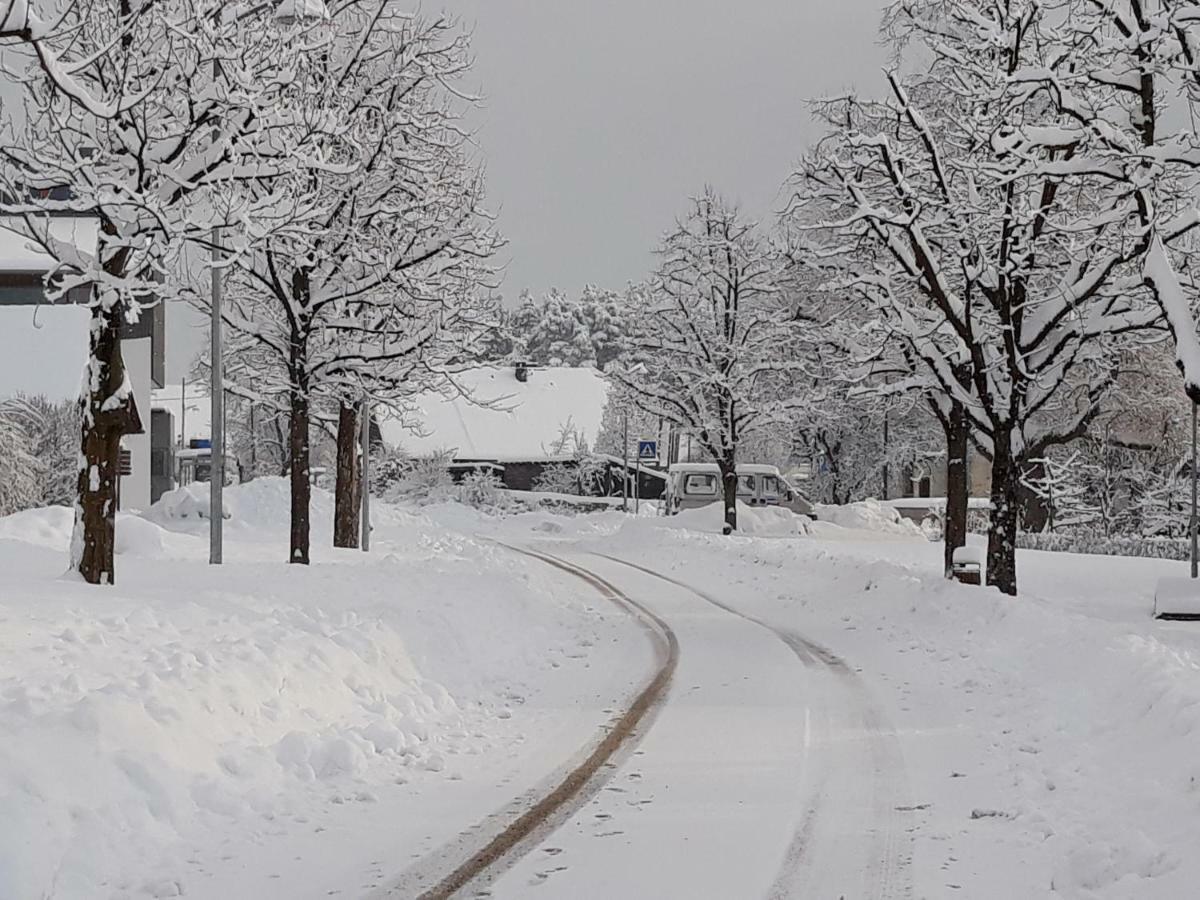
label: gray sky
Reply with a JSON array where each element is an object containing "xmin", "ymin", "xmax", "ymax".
[{"xmin": 168, "ymin": 0, "xmax": 888, "ymax": 379}]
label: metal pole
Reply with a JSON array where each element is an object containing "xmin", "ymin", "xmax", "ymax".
[
  {"xmin": 882, "ymin": 408, "xmax": 890, "ymax": 500},
  {"xmin": 635, "ymin": 456, "xmax": 640, "ymax": 515},
  {"xmin": 180, "ymin": 378, "xmax": 186, "ymax": 448},
  {"xmin": 622, "ymin": 411, "xmax": 629, "ymax": 513},
  {"xmin": 360, "ymin": 398, "xmax": 371, "ymax": 552},
  {"xmin": 1191, "ymin": 401, "xmax": 1197, "ymax": 579},
  {"xmin": 210, "ymin": 223, "xmax": 224, "ymax": 564}
]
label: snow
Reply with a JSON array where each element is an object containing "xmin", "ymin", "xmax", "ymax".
[
  {"xmin": 0, "ymin": 479, "xmax": 651, "ymax": 900},
  {"xmin": 953, "ymin": 544, "xmax": 985, "ymax": 565},
  {"xmin": 7, "ymin": 473, "xmax": 1200, "ymax": 898},
  {"xmin": 1153, "ymin": 576, "xmax": 1200, "ymax": 618},
  {"xmin": 0, "ymin": 506, "xmax": 165, "ymax": 557},
  {"xmin": 144, "ymin": 483, "xmax": 230, "ymax": 524},
  {"xmin": 814, "ymin": 497, "xmax": 926, "ymax": 537},
  {"xmin": 0, "ymin": 304, "xmax": 90, "ymax": 402},
  {"xmin": 1144, "ymin": 235, "xmax": 1200, "ymax": 402},
  {"xmin": 468, "ymin": 511, "xmax": 1200, "ymax": 899},
  {"xmin": 669, "ymin": 499, "xmax": 810, "ymax": 536},
  {"xmin": 378, "ymin": 366, "xmax": 610, "ymax": 460}
]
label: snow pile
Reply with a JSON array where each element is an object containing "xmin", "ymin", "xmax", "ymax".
[
  {"xmin": 0, "ymin": 504, "xmax": 74, "ymax": 549},
  {"xmin": 813, "ymin": 498, "xmax": 925, "ymax": 538},
  {"xmin": 0, "ymin": 489, "xmax": 646, "ymax": 899},
  {"xmin": 143, "ymin": 483, "xmax": 233, "ymax": 525},
  {"xmin": 669, "ymin": 500, "xmax": 810, "ymax": 537},
  {"xmin": 0, "ymin": 505, "xmax": 165, "ymax": 556}
]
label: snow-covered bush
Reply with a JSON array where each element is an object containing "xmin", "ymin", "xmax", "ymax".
[
  {"xmin": 1016, "ymin": 532, "xmax": 1190, "ymax": 562},
  {"xmin": 0, "ymin": 396, "xmax": 79, "ymax": 514},
  {"xmin": 380, "ymin": 451, "xmax": 455, "ymax": 505},
  {"xmin": 457, "ymin": 471, "xmax": 507, "ymax": 510},
  {"xmin": 0, "ymin": 400, "xmax": 46, "ymax": 516},
  {"xmin": 20, "ymin": 396, "xmax": 80, "ymax": 508}
]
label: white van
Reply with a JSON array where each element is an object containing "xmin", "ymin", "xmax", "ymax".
[{"xmin": 666, "ymin": 463, "xmax": 815, "ymax": 516}]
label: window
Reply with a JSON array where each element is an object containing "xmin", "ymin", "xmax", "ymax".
[
  {"xmin": 737, "ymin": 475, "xmax": 756, "ymax": 495},
  {"xmin": 683, "ymin": 473, "xmax": 717, "ymax": 495},
  {"xmin": 762, "ymin": 476, "xmax": 781, "ymax": 497}
]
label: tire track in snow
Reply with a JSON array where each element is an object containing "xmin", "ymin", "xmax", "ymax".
[
  {"xmin": 594, "ymin": 552, "xmax": 914, "ymax": 900},
  {"xmin": 374, "ymin": 544, "xmax": 677, "ymax": 900}
]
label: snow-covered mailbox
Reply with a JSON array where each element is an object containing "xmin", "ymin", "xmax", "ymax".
[
  {"xmin": 0, "ymin": 215, "xmax": 166, "ymax": 510},
  {"xmin": 951, "ymin": 545, "xmax": 984, "ymax": 586}
]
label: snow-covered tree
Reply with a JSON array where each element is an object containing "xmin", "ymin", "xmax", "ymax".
[
  {"xmin": 0, "ymin": 1, "xmax": 318, "ymax": 582},
  {"xmin": 499, "ymin": 286, "xmax": 634, "ymax": 369},
  {"xmin": 207, "ymin": 6, "xmax": 499, "ymax": 562},
  {"xmin": 798, "ymin": 2, "xmax": 1168, "ymax": 594},
  {"xmin": 1042, "ymin": 0, "xmax": 1200, "ymax": 404},
  {"xmin": 1022, "ymin": 453, "xmax": 1099, "ymax": 534},
  {"xmin": 614, "ymin": 189, "xmax": 794, "ymax": 533}
]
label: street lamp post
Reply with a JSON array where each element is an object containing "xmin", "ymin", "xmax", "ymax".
[
  {"xmin": 622, "ymin": 411, "xmax": 629, "ymax": 513},
  {"xmin": 209, "ymin": 202, "xmax": 224, "ymax": 564}
]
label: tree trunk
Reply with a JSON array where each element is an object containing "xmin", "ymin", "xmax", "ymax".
[
  {"xmin": 986, "ymin": 435, "xmax": 1020, "ymax": 596},
  {"xmin": 72, "ymin": 303, "xmax": 140, "ymax": 585},
  {"xmin": 943, "ymin": 398, "xmax": 970, "ymax": 579},
  {"xmin": 333, "ymin": 401, "xmax": 361, "ymax": 549},
  {"xmin": 289, "ymin": 371, "xmax": 311, "ymax": 565},
  {"xmin": 719, "ymin": 456, "xmax": 738, "ymax": 534}
]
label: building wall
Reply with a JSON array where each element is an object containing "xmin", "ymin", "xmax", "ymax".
[
  {"xmin": 905, "ymin": 450, "xmax": 992, "ymax": 499},
  {"xmin": 120, "ymin": 337, "xmax": 152, "ymax": 510}
]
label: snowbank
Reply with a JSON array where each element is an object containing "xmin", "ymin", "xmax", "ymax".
[
  {"xmin": 668, "ymin": 500, "xmax": 810, "ymax": 537},
  {"xmin": 0, "ymin": 505, "xmax": 166, "ymax": 556},
  {"xmin": 813, "ymin": 498, "xmax": 925, "ymax": 539},
  {"xmin": 0, "ymin": 488, "xmax": 647, "ymax": 899}
]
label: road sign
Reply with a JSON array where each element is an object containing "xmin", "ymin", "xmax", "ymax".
[{"xmin": 637, "ymin": 440, "xmax": 657, "ymax": 461}]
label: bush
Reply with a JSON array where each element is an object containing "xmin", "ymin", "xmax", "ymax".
[
  {"xmin": 378, "ymin": 450, "xmax": 455, "ymax": 505},
  {"xmin": 1016, "ymin": 531, "xmax": 1191, "ymax": 561},
  {"xmin": 457, "ymin": 471, "xmax": 509, "ymax": 511}
]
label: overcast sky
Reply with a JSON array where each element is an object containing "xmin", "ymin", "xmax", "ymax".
[{"xmin": 168, "ymin": 0, "xmax": 889, "ymax": 379}]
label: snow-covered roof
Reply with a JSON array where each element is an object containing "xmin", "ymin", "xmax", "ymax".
[
  {"xmin": 0, "ymin": 217, "xmax": 98, "ymax": 272},
  {"xmin": 0, "ymin": 304, "xmax": 89, "ymax": 402},
  {"xmin": 151, "ymin": 387, "xmax": 212, "ymax": 442},
  {"xmin": 668, "ymin": 463, "xmax": 783, "ymax": 476},
  {"xmin": 380, "ymin": 366, "xmax": 610, "ymax": 462}
]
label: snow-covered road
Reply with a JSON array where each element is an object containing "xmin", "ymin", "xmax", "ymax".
[
  {"xmin": 434, "ymin": 548, "xmax": 914, "ymax": 899},
  {"xmin": 7, "ymin": 487, "xmax": 1200, "ymax": 899}
]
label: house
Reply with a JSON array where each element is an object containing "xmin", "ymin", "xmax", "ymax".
[
  {"xmin": 0, "ymin": 218, "xmax": 166, "ymax": 510},
  {"xmin": 901, "ymin": 448, "xmax": 992, "ymax": 500},
  {"xmin": 379, "ymin": 364, "xmax": 666, "ymax": 498}
]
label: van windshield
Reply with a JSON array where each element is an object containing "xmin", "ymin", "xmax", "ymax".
[{"xmin": 737, "ymin": 475, "xmax": 756, "ymax": 495}]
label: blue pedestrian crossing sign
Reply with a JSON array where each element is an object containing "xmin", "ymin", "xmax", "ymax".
[{"xmin": 637, "ymin": 440, "xmax": 658, "ymax": 461}]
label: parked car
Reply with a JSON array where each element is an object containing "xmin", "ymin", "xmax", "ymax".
[{"xmin": 666, "ymin": 463, "xmax": 815, "ymax": 517}]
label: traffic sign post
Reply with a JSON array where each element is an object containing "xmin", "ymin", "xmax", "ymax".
[{"xmin": 634, "ymin": 440, "xmax": 658, "ymax": 514}]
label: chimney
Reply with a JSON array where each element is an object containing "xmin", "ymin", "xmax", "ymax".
[{"xmin": 515, "ymin": 361, "xmax": 530, "ymax": 383}]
